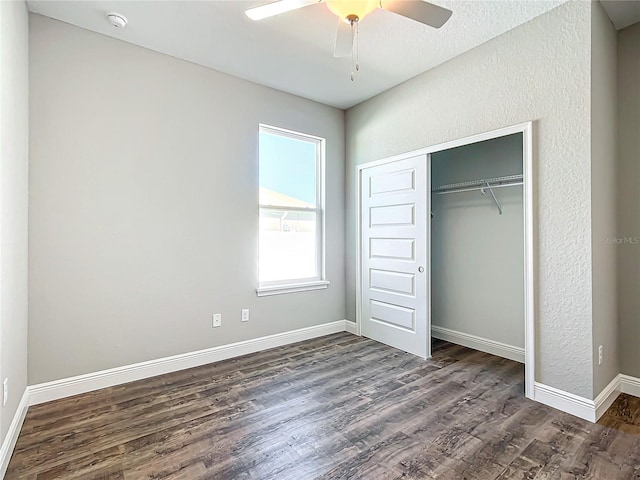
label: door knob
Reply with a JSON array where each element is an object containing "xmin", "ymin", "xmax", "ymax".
[{"xmin": 418, "ymin": 266, "xmax": 424, "ymax": 273}]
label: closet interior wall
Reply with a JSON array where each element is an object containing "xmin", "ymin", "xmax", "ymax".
[{"xmin": 431, "ymin": 133, "xmax": 525, "ymax": 356}]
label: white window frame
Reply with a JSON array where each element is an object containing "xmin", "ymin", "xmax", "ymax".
[{"xmin": 256, "ymin": 124, "xmax": 329, "ymax": 297}]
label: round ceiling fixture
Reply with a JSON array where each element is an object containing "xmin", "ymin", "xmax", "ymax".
[{"xmin": 106, "ymin": 12, "xmax": 128, "ymax": 29}]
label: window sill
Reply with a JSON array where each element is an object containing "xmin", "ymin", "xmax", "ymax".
[{"xmin": 256, "ymin": 280, "xmax": 330, "ymax": 297}]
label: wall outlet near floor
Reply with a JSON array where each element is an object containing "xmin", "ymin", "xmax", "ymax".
[
  {"xmin": 3, "ymin": 378, "xmax": 8, "ymax": 406},
  {"xmin": 241, "ymin": 309, "xmax": 249, "ymax": 322},
  {"xmin": 213, "ymin": 313, "xmax": 222, "ymax": 328},
  {"xmin": 598, "ymin": 345, "xmax": 603, "ymax": 365}
]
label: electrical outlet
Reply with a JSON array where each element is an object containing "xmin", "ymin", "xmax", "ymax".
[
  {"xmin": 598, "ymin": 345, "xmax": 603, "ymax": 366},
  {"xmin": 241, "ymin": 309, "xmax": 249, "ymax": 322},
  {"xmin": 3, "ymin": 378, "xmax": 8, "ymax": 407},
  {"xmin": 213, "ymin": 313, "xmax": 222, "ymax": 328}
]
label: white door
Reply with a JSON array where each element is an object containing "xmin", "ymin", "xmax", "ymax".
[{"xmin": 360, "ymin": 154, "xmax": 430, "ymax": 358}]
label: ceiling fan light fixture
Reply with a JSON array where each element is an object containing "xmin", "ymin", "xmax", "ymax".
[{"xmin": 326, "ymin": 0, "xmax": 378, "ymax": 22}]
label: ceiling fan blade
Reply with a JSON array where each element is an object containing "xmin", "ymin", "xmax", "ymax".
[
  {"xmin": 333, "ymin": 19, "xmax": 352, "ymax": 58},
  {"xmin": 246, "ymin": 0, "xmax": 319, "ymax": 21},
  {"xmin": 381, "ymin": 0, "xmax": 452, "ymax": 28}
]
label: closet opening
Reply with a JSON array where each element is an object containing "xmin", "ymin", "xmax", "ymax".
[
  {"xmin": 355, "ymin": 122, "xmax": 534, "ymax": 399},
  {"xmin": 430, "ymin": 132, "xmax": 526, "ymax": 389}
]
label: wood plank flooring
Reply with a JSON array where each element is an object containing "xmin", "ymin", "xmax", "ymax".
[{"xmin": 6, "ymin": 333, "xmax": 640, "ymax": 479}]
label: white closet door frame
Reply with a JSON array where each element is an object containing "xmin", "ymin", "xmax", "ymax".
[{"xmin": 355, "ymin": 121, "xmax": 535, "ymax": 400}]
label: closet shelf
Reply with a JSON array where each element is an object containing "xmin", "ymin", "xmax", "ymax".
[
  {"xmin": 432, "ymin": 174, "xmax": 523, "ymax": 215},
  {"xmin": 432, "ymin": 174, "xmax": 524, "ymax": 194}
]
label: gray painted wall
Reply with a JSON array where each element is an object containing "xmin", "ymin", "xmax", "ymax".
[
  {"xmin": 617, "ymin": 21, "xmax": 640, "ymax": 379},
  {"xmin": 28, "ymin": 14, "xmax": 346, "ymax": 384},
  {"xmin": 431, "ymin": 134, "xmax": 524, "ymax": 350},
  {"xmin": 590, "ymin": 1, "xmax": 619, "ymax": 396},
  {"xmin": 0, "ymin": 0, "xmax": 29, "ymax": 443},
  {"xmin": 346, "ymin": 1, "xmax": 597, "ymax": 398}
]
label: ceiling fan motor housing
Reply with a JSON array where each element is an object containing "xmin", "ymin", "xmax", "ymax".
[{"xmin": 325, "ymin": 0, "xmax": 378, "ymax": 22}]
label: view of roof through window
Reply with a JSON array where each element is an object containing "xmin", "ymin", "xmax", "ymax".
[{"xmin": 259, "ymin": 130, "xmax": 316, "ymax": 207}]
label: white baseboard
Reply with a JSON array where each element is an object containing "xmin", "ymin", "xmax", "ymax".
[
  {"xmin": 594, "ymin": 375, "xmax": 621, "ymax": 421},
  {"xmin": 29, "ymin": 320, "xmax": 353, "ymax": 406},
  {"xmin": 431, "ymin": 325, "xmax": 525, "ymax": 363},
  {"xmin": 533, "ymin": 382, "xmax": 597, "ymax": 422},
  {"xmin": 534, "ymin": 374, "xmax": 640, "ymax": 424},
  {"xmin": 0, "ymin": 388, "xmax": 29, "ymax": 479},
  {"xmin": 345, "ymin": 320, "xmax": 358, "ymax": 335},
  {"xmin": 619, "ymin": 374, "xmax": 640, "ymax": 398}
]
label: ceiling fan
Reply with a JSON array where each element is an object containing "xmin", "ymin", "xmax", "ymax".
[{"xmin": 245, "ymin": 0, "xmax": 453, "ymax": 65}]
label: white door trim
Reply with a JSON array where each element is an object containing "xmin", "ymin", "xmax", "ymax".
[{"xmin": 355, "ymin": 121, "xmax": 535, "ymax": 400}]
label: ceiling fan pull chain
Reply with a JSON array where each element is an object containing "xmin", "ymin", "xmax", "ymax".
[
  {"xmin": 355, "ymin": 19, "xmax": 360, "ymax": 72},
  {"xmin": 350, "ymin": 18, "xmax": 356, "ymax": 81}
]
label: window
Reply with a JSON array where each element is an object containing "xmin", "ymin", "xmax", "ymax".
[{"xmin": 257, "ymin": 125, "xmax": 328, "ymax": 296}]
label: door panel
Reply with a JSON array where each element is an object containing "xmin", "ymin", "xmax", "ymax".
[
  {"xmin": 361, "ymin": 154, "xmax": 430, "ymax": 359},
  {"xmin": 370, "ymin": 300, "xmax": 415, "ymax": 331},
  {"xmin": 370, "ymin": 204, "xmax": 415, "ymax": 226},
  {"xmin": 369, "ymin": 238, "xmax": 415, "ymax": 260},
  {"xmin": 370, "ymin": 269, "xmax": 415, "ymax": 296},
  {"xmin": 370, "ymin": 169, "xmax": 416, "ymax": 195}
]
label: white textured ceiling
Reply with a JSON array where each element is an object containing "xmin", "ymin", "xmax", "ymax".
[{"xmin": 28, "ymin": 0, "xmax": 567, "ymax": 109}]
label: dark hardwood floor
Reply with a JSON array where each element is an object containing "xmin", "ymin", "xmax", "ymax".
[{"xmin": 6, "ymin": 333, "xmax": 640, "ymax": 479}]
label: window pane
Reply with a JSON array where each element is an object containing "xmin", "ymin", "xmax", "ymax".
[
  {"xmin": 259, "ymin": 209, "xmax": 317, "ymax": 282},
  {"xmin": 259, "ymin": 131, "xmax": 316, "ymax": 208}
]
